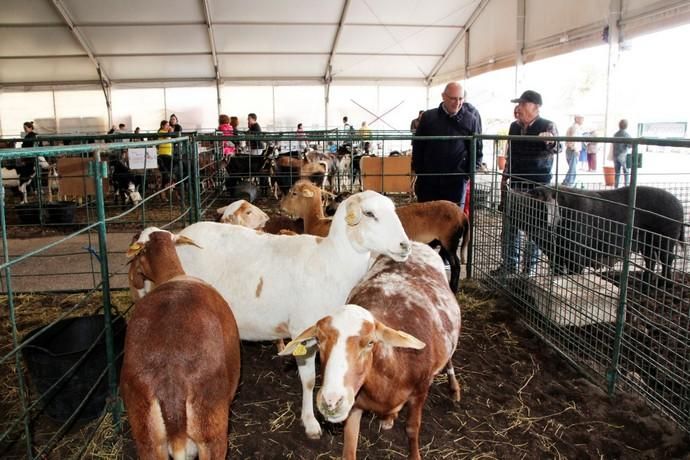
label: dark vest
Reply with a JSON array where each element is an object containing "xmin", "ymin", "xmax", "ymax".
[{"xmin": 508, "ymin": 117, "xmax": 558, "ymax": 186}]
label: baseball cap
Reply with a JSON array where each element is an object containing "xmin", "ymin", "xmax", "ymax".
[{"xmin": 510, "ymin": 90, "xmax": 543, "ymax": 105}]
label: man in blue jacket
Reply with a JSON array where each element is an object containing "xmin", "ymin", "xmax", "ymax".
[{"xmin": 412, "ymin": 82, "xmax": 482, "ymax": 208}]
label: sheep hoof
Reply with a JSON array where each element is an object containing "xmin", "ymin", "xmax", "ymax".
[
  {"xmin": 304, "ymin": 417, "xmax": 322, "ymax": 439},
  {"xmin": 379, "ymin": 417, "xmax": 394, "ymax": 430}
]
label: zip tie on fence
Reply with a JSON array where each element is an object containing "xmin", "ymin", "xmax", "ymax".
[{"xmin": 83, "ymin": 245, "xmax": 101, "ymax": 262}]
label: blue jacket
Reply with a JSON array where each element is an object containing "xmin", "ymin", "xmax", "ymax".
[{"xmin": 412, "ymin": 103, "xmax": 482, "ymax": 202}]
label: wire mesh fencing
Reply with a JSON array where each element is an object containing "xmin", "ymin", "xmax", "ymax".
[
  {"xmin": 473, "ymin": 137, "xmax": 690, "ymax": 432},
  {"xmin": 0, "ymin": 137, "xmax": 201, "ymax": 458}
]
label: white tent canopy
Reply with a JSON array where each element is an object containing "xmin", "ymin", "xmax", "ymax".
[{"xmin": 2, "ymin": 0, "xmax": 688, "ymax": 88}]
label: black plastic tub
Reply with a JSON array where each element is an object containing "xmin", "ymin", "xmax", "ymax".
[
  {"xmin": 15, "ymin": 203, "xmax": 43, "ymax": 225},
  {"xmin": 22, "ymin": 315, "xmax": 126, "ymax": 421},
  {"xmin": 45, "ymin": 200, "xmax": 76, "ymax": 225}
]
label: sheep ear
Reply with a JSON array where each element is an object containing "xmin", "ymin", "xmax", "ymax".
[
  {"xmin": 217, "ymin": 205, "xmax": 228, "ymax": 215},
  {"xmin": 345, "ymin": 200, "xmax": 362, "ymax": 226},
  {"xmin": 126, "ymin": 242, "xmax": 144, "ymax": 259},
  {"xmin": 278, "ymin": 325, "xmax": 318, "ymax": 356},
  {"xmin": 302, "ymin": 188, "xmax": 315, "ymax": 198},
  {"xmin": 375, "ymin": 322, "xmax": 425, "ymax": 350},
  {"xmin": 174, "ymin": 235, "xmax": 203, "ymax": 249}
]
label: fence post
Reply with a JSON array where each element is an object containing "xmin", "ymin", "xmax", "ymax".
[
  {"xmin": 606, "ymin": 142, "xmax": 639, "ymax": 395},
  {"xmin": 88, "ymin": 151, "xmax": 120, "ymax": 426},
  {"xmin": 467, "ymin": 136, "xmax": 477, "ymax": 279},
  {"xmin": 191, "ymin": 139, "xmax": 201, "ymax": 223},
  {"xmin": 0, "ymin": 175, "xmax": 34, "ymax": 456}
]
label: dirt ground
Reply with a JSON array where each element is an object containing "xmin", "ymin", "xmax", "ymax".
[
  {"xmin": 103, "ymin": 282, "xmax": 687, "ymax": 460},
  {"xmin": 2, "ymin": 194, "xmax": 689, "ymax": 459}
]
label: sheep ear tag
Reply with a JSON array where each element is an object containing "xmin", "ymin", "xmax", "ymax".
[
  {"xmin": 292, "ymin": 343, "xmax": 308, "ymax": 357},
  {"xmin": 126, "ymin": 242, "xmax": 143, "ymax": 259}
]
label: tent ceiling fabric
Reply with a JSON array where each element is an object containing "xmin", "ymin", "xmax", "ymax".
[{"xmin": 0, "ymin": 0, "xmax": 687, "ymax": 87}]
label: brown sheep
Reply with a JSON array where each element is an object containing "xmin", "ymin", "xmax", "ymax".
[{"xmin": 122, "ymin": 228, "xmax": 241, "ymax": 459}]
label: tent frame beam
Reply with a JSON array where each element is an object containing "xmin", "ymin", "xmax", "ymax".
[{"xmin": 426, "ymin": 0, "xmax": 491, "ymax": 85}]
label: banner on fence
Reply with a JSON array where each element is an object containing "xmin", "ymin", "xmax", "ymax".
[{"xmin": 128, "ymin": 148, "xmax": 158, "ymax": 170}]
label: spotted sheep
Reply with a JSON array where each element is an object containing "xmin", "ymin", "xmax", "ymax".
[
  {"xmin": 281, "ymin": 179, "xmax": 470, "ymax": 292},
  {"xmin": 129, "ymin": 190, "xmax": 411, "ymax": 439},
  {"xmin": 280, "ymin": 242, "xmax": 462, "ymax": 460},
  {"xmin": 122, "ymin": 228, "xmax": 241, "ymax": 459}
]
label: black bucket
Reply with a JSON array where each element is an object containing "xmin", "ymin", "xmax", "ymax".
[
  {"xmin": 45, "ymin": 201, "xmax": 76, "ymax": 225},
  {"xmin": 22, "ymin": 315, "xmax": 127, "ymax": 421},
  {"xmin": 15, "ymin": 203, "xmax": 43, "ymax": 225}
]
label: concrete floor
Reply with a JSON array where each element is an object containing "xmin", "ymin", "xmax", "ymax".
[{"xmin": 1, "ymin": 232, "xmax": 133, "ymax": 293}]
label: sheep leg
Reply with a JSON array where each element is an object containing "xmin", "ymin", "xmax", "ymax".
[
  {"xmin": 343, "ymin": 406, "xmax": 363, "ymax": 460},
  {"xmin": 439, "ymin": 246, "xmax": 460, "ymax": 293},
  {"xmin": 405, "ymin": 392, "xmax": 428, "ymax": 460},
  {"xmin": 126, "ymin": 398, "xmax": 168, "ymax": 460},
  {"xmin": 194, "ymin": 406, "xmax": 230, "ymax": 460},
  {"xmin": 296, "ymin": 350, "xmax": 322, "ymax": 439},
  {"xmin": 446, "ymin": 361, "xmax": 461, "ymax": 402}
]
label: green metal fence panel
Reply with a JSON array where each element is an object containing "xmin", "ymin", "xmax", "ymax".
[{"xmin": 473, "ymin": 135, "xmax": 690, "ymax": 432}]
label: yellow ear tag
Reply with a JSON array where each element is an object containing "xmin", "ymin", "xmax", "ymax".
[{"xmin": 292, "ymin": 343, "xmax": 308, "ymax": 357}]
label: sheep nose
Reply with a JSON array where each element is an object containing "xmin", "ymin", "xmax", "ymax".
[
  {"xmin": 322, "ymin": 393, "xmax": 344, "ymax": 411},
  {"xmin": 400, "ymin": 241, "xmax": 411, "ymax": 253}
]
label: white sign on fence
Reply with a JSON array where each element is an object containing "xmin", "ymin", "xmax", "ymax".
[{"xmin": 127, "ymin": 148, "xmax": 158, "ymax": 170}]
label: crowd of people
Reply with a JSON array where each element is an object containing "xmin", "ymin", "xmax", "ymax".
[{"xmin": 11, "ymin": 92, "xmax": 635, "ymax": 210}]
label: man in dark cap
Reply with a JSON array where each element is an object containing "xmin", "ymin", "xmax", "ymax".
[
  {"xmin": 493, "ymin": 90, "xmax": 561, "ymax": 277},
  {"xmin": 412, "ymin": 81, "xmax": 482, "ymax": 208}
]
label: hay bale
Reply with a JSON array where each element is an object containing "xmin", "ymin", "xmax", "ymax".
[{"xmin": 527, "ymin": 273, "xmax": 619, "ymax": 327}]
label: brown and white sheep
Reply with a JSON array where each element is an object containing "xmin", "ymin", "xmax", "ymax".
[
  {"xmin": 122, "ymin": 228, "xmax": 241, "ymax": 459},
  {"xmin": 280, "ymin": 242, "xmax": 461, "ymax": 459},
  {"xmin": 216, "ymin": 199, "xmax": 304, "ymax": 235}
]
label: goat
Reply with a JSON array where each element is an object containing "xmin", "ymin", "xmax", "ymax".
[
  {"xmin": 122, "ymin": 228, "xmax": 241, "ymax": 460},
  {"xmin": 280, "ymin": 242, "xmax": 461, "ymax": 460},
  {"xmin": 124, "ymin": 182, "xmax": 142, "ymax": 206},
  {"xmin": 130, "ymin": 191, "xmax": 411, "ymax": 439},
  {"xmin": 282, "ymin": 180, "xmax": 469, "ymax": 292},
  {"xmin": 280, "ymin": 180, "xmax": 333, "ymax": 238},
  {"xmin": 1, "ymin": 166, "xmax": 34, "ymax": 204},
  {"xmin": 109, "ymin": 157, "xmax": 142, "ymax": 205}
]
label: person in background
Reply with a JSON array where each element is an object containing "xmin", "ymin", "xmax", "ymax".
[
  {"xmin": 296, "ymin": 123, "xmax": 307, "ymax": 152},
  {"xmin": 230, "ymin": 116, "xmax": 240, "ymax": 150},
  {"xmin": 22, "ymin": 121, "xmax": 37, "ymax": 148},
  {"xmin": 134, "ymin": 127, "xmax": 141, "ymax": 134},
  {"xmin": 247, "ymin": 113, "xmax": 264, "ymax": 156},
  {"xmin": 359, "ymin": 121, "xmax": 371, "ymax": 139},
  {"xmin": 118, "ymin": 123, "xmax": 127, "ymax": 132},
  {"xmin": 563, "ymin": 115, "xmax": 584, "ymax": 186},
  {"xmin": 585, "ymin": 130, "xmax": 599, "ymax": 172},
  {"xmin": 492, "ymin": 90, "xmax": 560, "ymax": 278},
  {"xmin": 342, "ymin": 116, "xmax": 353, "ymax": 132},
  {"xmin": 412, "ymin": 81, "xmax": 482, "ymax": 209},
  {"xmin": 169, "ymin": 114, "xmax": 182, "ymax": 134},
  {"xmin": 218, "ymin": 114, "xmax": 235, "ymax": 157},
  {"xmin": 157, "ymin": 120, "xmax": 174, "ymax": 195},
  {"xmin": 613, "ymin": 119, "xmax": 632, "ymax": 188},
  {"xmin": 410, "ymin": 110, "xmax": 423, "ymax": 133}
]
